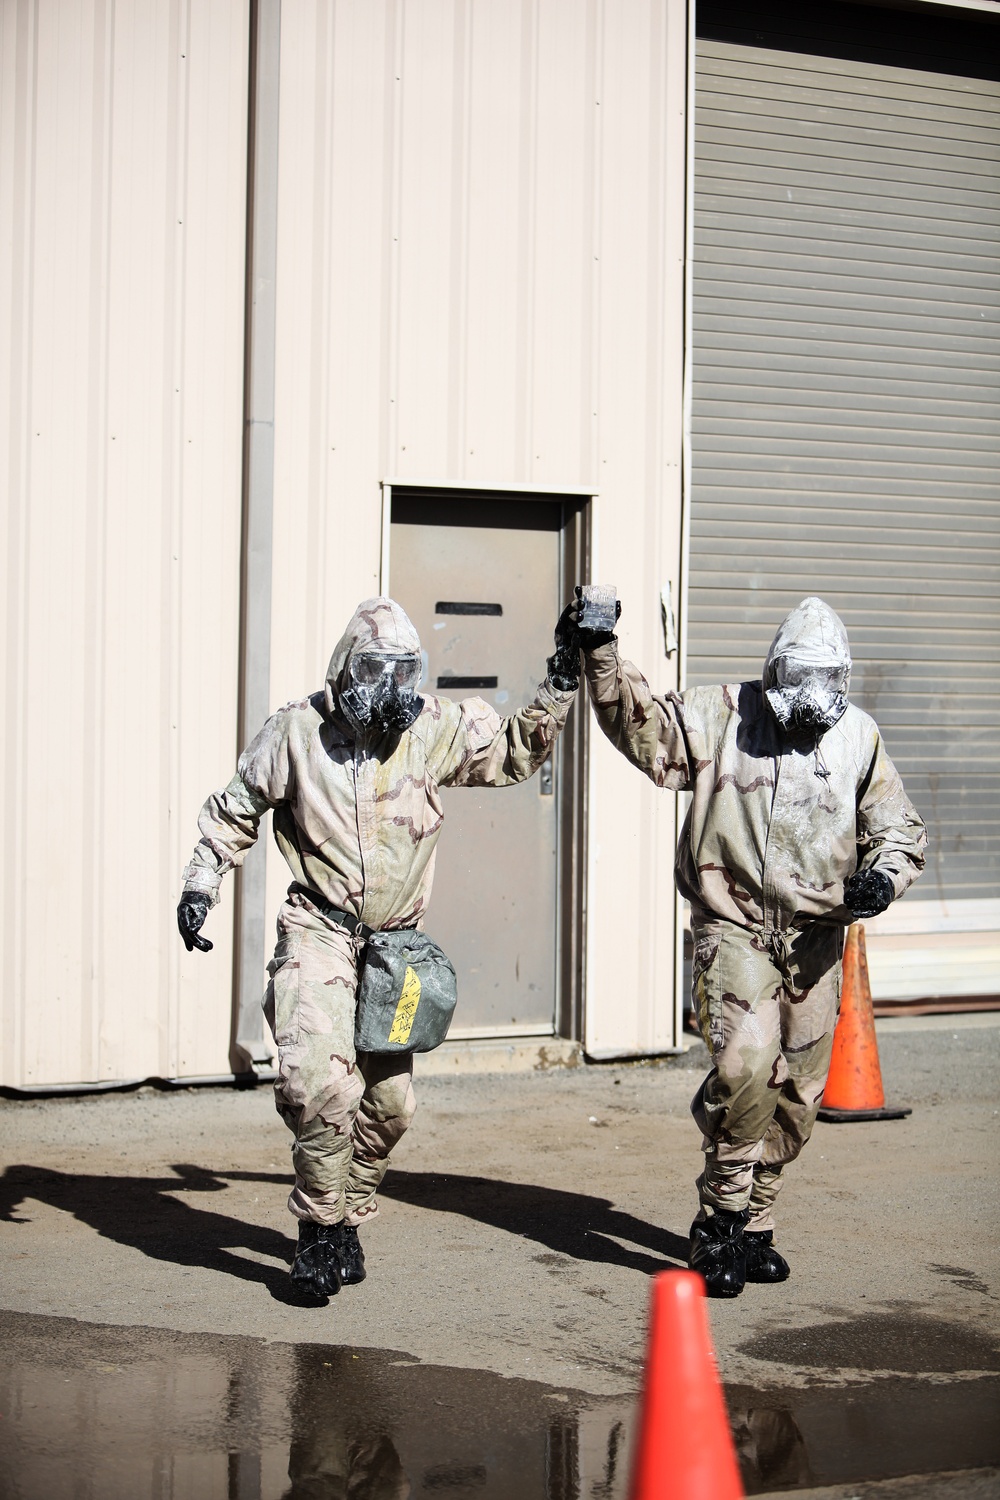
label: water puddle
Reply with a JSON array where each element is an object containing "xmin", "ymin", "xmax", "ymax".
[
  {"xmin": 725, "ymin": 1377, "xmax": 1000, "ymax": 1492},
  {"xmin": 0, "ymin": 1311, "xmax": 997, "ymax": 1497}
]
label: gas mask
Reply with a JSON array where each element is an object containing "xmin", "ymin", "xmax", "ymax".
[
  {"xmin": 340, "ymin": 653, "xmax": 423, "ymax": 733},
  {"xmin": 766, "ymin": 656, "xmax": 849, "ymax": 734}
]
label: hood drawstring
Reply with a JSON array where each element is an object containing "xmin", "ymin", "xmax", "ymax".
[
  {"xmin": 813, "ymin": 744, "xmax": 831, "ymax": 780},
  {"xmin": 765, "ymin": 929, "xmax": 788, "ymax": 965}
]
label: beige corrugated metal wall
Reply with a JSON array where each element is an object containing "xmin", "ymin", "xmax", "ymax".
[
  {"xmin": 264, "ymin": 0, "xmax": 688, "ymax": 1057},
  {"xmin": 2, "ymin": 0, "xmax": 687, "ymax": 1083},
  {"xmin": 0, "ymin": 1, "xmax": 249, "ymax": 1086}
]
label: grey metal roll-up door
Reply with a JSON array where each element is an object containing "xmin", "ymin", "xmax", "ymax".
[{"xmin": 687, "ymin": 10, "xmax": 1000, "ymax": 904}]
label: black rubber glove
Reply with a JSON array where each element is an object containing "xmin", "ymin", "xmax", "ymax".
[
  {"xmin": 547, "ymin": 592, "xmax": 624, "ymax": 690},
  {"xmin": 844, "ymin": 868, "xmax": 894, "ymax": 920},
  {"xmin": 547, "ymin": 599, "xmax": 585, "ymax": 691},
  {"xmin": 177, "ymin": 890, "xmax": 214, "ymax": 953}
]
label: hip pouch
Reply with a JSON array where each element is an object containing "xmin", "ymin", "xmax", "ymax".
[{"xmin": 354, "ymin": 929, "xmax": 458, "ymax": 1054}]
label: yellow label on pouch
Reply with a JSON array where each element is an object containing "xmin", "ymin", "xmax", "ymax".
[{"xmin": 387, "ymin": 966, "xmax": 421, "ymax": 1045}]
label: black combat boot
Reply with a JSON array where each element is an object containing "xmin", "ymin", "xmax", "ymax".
[
  {"xmin": 744, "ymin": 1229, "xmax": 790, "ymax": 1283},
  {"xmin": 338, "ymin": 1223, "xmax": 367, "ymax": 1286},
  {"xmin": 290, "ymin": 1221, "xmax": 344, "ymax": 1298},
  {"xmin": 688, "ymin": 1207, "xmax": 749, "ymax": 1298}
]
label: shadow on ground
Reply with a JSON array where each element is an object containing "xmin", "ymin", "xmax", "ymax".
[
  {"xmin": 0, "ymin": 1162, "xmax": 304, "ymax": 1301},
  {"xmin": 0, "ymin": 1163, "xmax": 687, "ymax": 1300},
  {"xmin": 378, "ymin": 1169, "xmax": 689, "ymax": 1272}
]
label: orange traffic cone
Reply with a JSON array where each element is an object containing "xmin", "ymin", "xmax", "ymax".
[
  {"xmin": 628, "ymin": 1270, "xmax": 744, "ymax": 1500},
  {"xmin": 817, "ymin": 922, "xmax": 911, "ymax": 1123}
]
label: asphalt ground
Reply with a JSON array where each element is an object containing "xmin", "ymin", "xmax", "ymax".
[{"xmin": 1, "ymin": 1015, "xmax": 998, "ymax": 1498}]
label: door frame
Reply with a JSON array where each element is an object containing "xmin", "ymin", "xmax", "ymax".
[{"xmin": 381, "ymin": 478, "xmax": 594, "ymax": 1043}]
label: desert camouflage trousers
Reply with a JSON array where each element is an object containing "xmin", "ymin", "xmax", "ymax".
[
  {"xmin": 264, "ymin": 893, "xmax": 417, "ymax": 1227},
  {"xmin": 690, "ymin": 918, "xmax": 843, "ymax": 1233}
]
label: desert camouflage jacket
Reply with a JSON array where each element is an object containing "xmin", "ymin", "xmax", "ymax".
[
  {"xmin": 182, "ymin": 598, "xmax": 576, "ymax": 932},
  {"xmin": 584, "ymin": 617, "xmax": 926, "ymax": 933}
]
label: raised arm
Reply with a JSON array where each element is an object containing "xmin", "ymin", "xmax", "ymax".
[
  {"xmin": 428, "ymin": 680, "xmax": 576, "ymax": 790},
  {"xmin": 583, "ymin": 641, "xmax": 694, "ymax": 791},
  {"xmin": 426, "ymin": 598, "xmax": 587, "ymax": 788}
]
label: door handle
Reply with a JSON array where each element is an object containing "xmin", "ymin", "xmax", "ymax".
[{"xmin": 539, "ymin": 758, "xmax": 554, "ymax": 796}]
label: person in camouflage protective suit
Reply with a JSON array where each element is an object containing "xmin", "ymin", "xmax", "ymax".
[
  {"xmin": 178, "ymin": 596, "xmax": 593, "ymax": 1300},
  {"xmin": 582, "ymin": 596, "xmax": 925, "ymax": 1296}
]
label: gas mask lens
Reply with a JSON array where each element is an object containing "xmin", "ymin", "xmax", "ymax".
[
  {"xmin": 391, "ymin": 658, "xmax": 421, "ymax": 690},
  {"xmin": 350, "ymin": 654, "xmax": 421, "ymax": 690},
  {"xmin": 775, "ymin": 658, "xmax": 848, "ymax": 693}
]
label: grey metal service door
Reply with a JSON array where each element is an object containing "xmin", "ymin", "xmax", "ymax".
[{"xmin": 389, "ymin": 491, "xmax": 563, "ymax": 1037}]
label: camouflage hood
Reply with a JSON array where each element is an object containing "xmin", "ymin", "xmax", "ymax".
[
  {"xmin": 323, "ymin": 597, "xmax": 422, "ymax": 718},
  {"xmin": 762, "ymin": 597, "xmax": 852, "ymax": 692}
]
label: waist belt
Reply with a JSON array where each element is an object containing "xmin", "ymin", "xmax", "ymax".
[{"xmin": 289, "ymin": 883, "xmax": 375, "ymax": 941}]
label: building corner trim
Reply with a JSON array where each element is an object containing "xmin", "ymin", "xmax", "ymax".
[{"xmin": 233, "ymin": 0, "xmax": 281, "ymax": 1075}]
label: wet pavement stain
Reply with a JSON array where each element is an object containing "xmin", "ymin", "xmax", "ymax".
[
  {"xmin": 741, "ymin": 1308, "xmax": 1000, "ymax": 1374},
  {"xmin": 1, "ymin": 1310, "xmax": 998, "ymax": 1498},
  {"xmin": 929, "ymin": 1262, "xmax": 994, "ymax": 1298}
]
